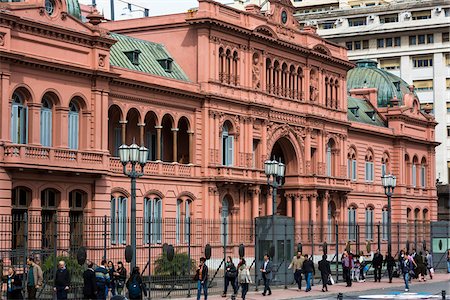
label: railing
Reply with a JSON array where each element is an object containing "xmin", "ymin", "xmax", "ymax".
[
  {"xmin": 1, "ymin": 144, "xmax": 106, "ymax": 172},
  {"xmin": 109, "ymin": 158, "xmax": 196, "ymax": 178}
]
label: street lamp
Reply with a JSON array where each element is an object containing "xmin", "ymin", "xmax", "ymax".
[
  {"xmin": 264, "ymin": 158, "xmax": 285, "ymax": 258},
  {"xmin": 119, "ymin": 142, "xmax": 149, "ymax": 271},
  {"xmin": 381, "ymin": 174, "xmax": 396, "ymax": 255}
]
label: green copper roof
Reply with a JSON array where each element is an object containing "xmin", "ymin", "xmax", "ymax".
[
  {"xmin": 347, "ymin": 60, "xmax": 415, "ymax": 107},
  {"xmin": 347, "ymin": 96, "xmax": 386, "ymax": 127},
  {"xmin": 66, "ymin": 0, "xmax": 81, "ymax": 20},
  {"xmin": 109, "ymin": 33, "xmax": 190, "ymax": 82}
]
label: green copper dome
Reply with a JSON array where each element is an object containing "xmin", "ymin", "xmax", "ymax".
[
  {"xmin": 347, "ymin": 59, "xmax": 415, "ymax": 107},
  {"xmin": 66, "ymin": 0, "xmax": 82, "ymax": 20}
]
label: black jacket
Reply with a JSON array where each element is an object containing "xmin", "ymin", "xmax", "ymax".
[
  {"xmin": 318, "ymin": 259, "xmax": 331, "ymax": 277},
  {"xmin": 54, "ymin": 268, "xmax": 70, "ymax": 288},
  {"xmin": 6, "ymin": 273, "xmax": 23, "ymax": 300},
  {"xmin": 384, "ymin": 255, "xmax": 396, "ymax": 268},
  {"xmin": 225, "ymin": 262, "xmax": 237, "ymax": 278},
  {"xmin": 83, "ymin": 268, "xmax": 97, "ymax": 298},
  {"xmin": 126, "ymin": 274, "xmax": 147, "ymax": 298},
  {"xmin": 373, "ymin": 253, "xmax": 383, "ymax": 268},
  {"xmin": 115, "ymin": 267, "xmax": 127, "ymax": 288},
  {"xmin": 302, "ymin": 259, "xmax": 315, "ymax": 275},
  {"xmin": 195, "ymin": 264, "xmax": 208, "ymax": 282}
]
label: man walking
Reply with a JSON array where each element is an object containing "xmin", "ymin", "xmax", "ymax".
[
  {"xmin": 342, "ymin": 252, "xmax": 352, "ymax": 287},
  {"xmin": 302, "ymin": 254, "xmax": 315, "ymax": 293},
  {"xmin": 26, "ymin": 257, "xmax": 43, "ymax": 299},
  {"xmin": 318, "ymin": 255, "xmax": 331, "ymax": 292},
  {"xmin": 384, "ymin": 252, "xmax": 395, "ymax": 283},
  {"xmin": 83, "ymin": 262, "xmax": 97, "ymax": 299},
  {"xmin": 54, "ymin": 261, "xmax": 70, "ymax": 300},
  {"xmin": 260, "ymin": 254, "xmax": 272, "ymax": 296},
  {"xmin": 195, "ymin": 257, "xmax": 208, "ymax": 300},
  {"xmin": 95, "ymin": 260, "xmax": 110, "ymax": 300},
  {"xmin": 288, "ymin": 251, "xmax": 305, "ymax": 290},
  {"xmin": 373, "ymin": 249, "xmax": 383, "ymax": 282},
  {"xmin": 425, "ymin": 250, "xmax": 433, "ymax": 280}
]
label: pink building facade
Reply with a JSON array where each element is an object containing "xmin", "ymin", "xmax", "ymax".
[{"xmin": 0, "ymin": 0, "xmax": 438, "ymax": 259}]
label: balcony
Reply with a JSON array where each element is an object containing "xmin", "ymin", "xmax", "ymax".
[
  {"xmin": 109, "ymin": 158, "xmax": 198, "ymax": 178},
  {"xmin": 0, "ymin": 143, "xmax": 107, "ymax": 173}
]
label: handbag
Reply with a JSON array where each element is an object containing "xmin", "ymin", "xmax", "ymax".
[
  {"xmin": 327, "ymin": 275, "xmax": 334, "ymax": 285},
  {"xmin": 429, "ymin": 267, "xmax": 434, "ymax": 274}
]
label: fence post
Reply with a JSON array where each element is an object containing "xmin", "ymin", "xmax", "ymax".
[
  {"xmin": 254, "ymin": 218, "xmax": 258, "ymax": 291},
  {"xmin": 414, "ymin": 220, "xmax": 418, "ymax": 250},
  {"xmin": 335, "ymin": 223, "xmax": 339, "ymax": 283},
  {"xmin": 53, "ymin": 214, "xmax": 58, "ymax": 281},
  {"xmin": 223, "ymin": 217, "xmax": 227, "ymax": 294},
  {"xmin": 148, "ymin": 215, "xmax": 152, "ymax": 300},
  {"xmin": 187, "ymin": 217, "xmax": 191, "ymax": 298},
  {"xmin": 284, "ymin": 219, "xmax": 287, "ymax": 289},
  {"xmin": 23, "ymin": 212, "xmax": 28, "ymax": 294},
  {"xmin": 377, "ymin": 223, "xmax": 381, "ymax": 251},
  {"xmin": 356, "ymin": 224, "xmax": 360, "ymax": 255},
  {"xmin": 103, "ymin": 215, "xmax": 107, "ymax": 260},
  {"xmin": 311, "ymin": 222, "xmax": 314, "ymax": 287}
]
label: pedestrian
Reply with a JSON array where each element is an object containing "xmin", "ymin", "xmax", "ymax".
[
  {"xmin": 260, "ymin": 254, "xmax": 272, "ymax": 296},
  {"xmin": 401, "ymin": 253, "xmax": 413, "ymax": 292},
  {"xmin": 95, "ymin": 259, "xmax": 110, "ymax": 300},
  {"xmin": 126, "ymin": 267, "xmax": 146, "ymax": 300},
  {"xmin": 352, "ymin": 254, "xmax": 360, "ymax": 282},
  {"xmin": 6, "ymin": 267, "xmax": 23, "ymax": 300},
  {"xmin": 288, "ymin": 250, "xmax": 305, "ymax": 290},
  {"xmin": 372, "ymin": 249, "xmax": 383, "ymax": 282},
  {"xmin": 447, "ymin": 249, "xmax": 450, "ymax": 273},
  {"xmin": 302, "ymin": 254, "xmax": 314, "ymax": 292},
  {"xmin": 318, "ymin": 255, "xmax": 331, "ymax": 292},
  {"xmin": 107, "ymin": 261, "xmax": 116, "ymax": 296},
  {"xmin": 83, "ymin": 261, "xmax": 97, "ymax": 299},
  {"xmin": 425, "ymin": 250, "xmax": 433, "ymax": 280},
  {"xmin": 223, "ymin": 256, "xmax": 237, "ymax": 297},
  {"xmin": 194, "ymin": 257, "xmax": 208, "ymax": 300},
  {"xmin": 415, "ymin": 251, "xmax": 426, "ymax": 282},
  {"xmin": 237, "ymin": 258, "xmax": 251, "ymax": 300},
  {"xmin": 114, "ymin": 261, "xmax": 127, "ymax": 295},
  {"xmin": 54, "ymin": 261, "xmax": 70, "ymax": 300},
  {"xmin": 407, "ymin": 252, "xmax": 416, "ymax": 282},
  {"xmin": 26, "ymin": 257, "xmax": 43, "ymax": 299},
  {"xmin": 358, "ymin": 251, "xmax": 366, "ymax": 282},
  {"xmin": 0, "ymin": 259, "xmax": 4, "ymax": 296},
  {"xmin": 384, "ymin": 252, "xmax": 395, "ymax": 283},
  {"xmin": 342, "ymin": 252, "xmax": 352, "ymax": 287}
]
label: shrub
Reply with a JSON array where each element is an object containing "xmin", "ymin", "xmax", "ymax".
[
  {"xmin": 41, "ymin": 255, "xmax": 84, "ymax": 283},
  {"xmin": 154, "ymin": 251, "xmax": 195, "ymax": 276}
]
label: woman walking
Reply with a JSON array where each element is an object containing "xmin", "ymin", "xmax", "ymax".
[
  {"xmin": 5, "ymin": 267, "xmax": 23, "ymax": 300},
  {"xmin": 237, "ymin": 258, "xmax": 251, "ymax": 300},
  {"xmin": 401, "ymin": 254, "xmax": 413, "ymax": 292},
  {"xmin": 126, "ymin": 267, "xmax": 146, "ymax": 300},
  {"xmin": 223, "ymin": 256, "xmax": 237, "ymax": 297},
  {"xmin": 425, "ymin": 250, "xmax": 433, "ymax": 280},
  {"xmin": 318, "ymin": 255, "xmax": 331, "ymax": 292},
  {"xmin": 107, "ymin": 261, "xmax": 116, "ymax": 296},
  {"xmin": 114, "ymin": 261, "xmax": 127, "ymax": 295}
]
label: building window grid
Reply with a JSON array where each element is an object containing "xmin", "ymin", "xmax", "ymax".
[
  {"xmin": 413, "ymin": 57, "xmax": 433, "ymax": 68},
  {"xmin": 348, "ymin": 17, "xmax": 367, "ymax": 26},
  {"xmin": 111, "ymin": 196, "xmax": 127, "ymax": 245},
  {"xmin": 365, "ymin": 207, "xmax": 374, "ymax": 241},
  {"xmin": 144, "ymin": 197, "xmax": 162, "ymax": 244},
  {"xmin": 365, "ymin": 161, "xmax": 374, "ymax": 182},
  {"xmin": 348, "ymin": 207, "xmax": 357, "ymax": 241}
]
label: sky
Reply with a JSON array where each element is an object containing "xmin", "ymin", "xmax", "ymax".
[{"xmin": 78, "ymin": 0, "xmax": 232, "ymax": 20}]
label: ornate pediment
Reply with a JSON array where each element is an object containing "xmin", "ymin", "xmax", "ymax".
[
  {"xmin": 254, "ymin": 25, "xmax": 278, "ymax": 39},
  {"xmin": 313, "ymin": 44, "xmax": 331, "ymax": 56}
]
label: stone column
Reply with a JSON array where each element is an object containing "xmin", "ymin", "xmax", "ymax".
[
  {"xmin": 119, "ymin": 120, "xmax": 127, "ymax": 145},
  {"xmin": 188, "ymin": 131, "xmax": 194, "ymax": 164},
  {"xmin": 172, "ymin": 127, "xmax": 179, "ymax": 162},
  {"xmin": 294, "ymin": 194, "xmax": 301, "ymax": 223},
  {"xmin": 310, "ymin": 193, "xmax": 317, "ymax": 224},
  {"xmin": 266, "ymin": 188, "xmax": 273, "ymax": 215},
  {"xmin": 300, "ymin": 194, "xmax": 308, "ymax": 241},
  {"xmin": 305, "ymin": 128, "xmax": 312, "ymax": 174},
  {"xmin": 155, "ymin": 125, "xmax": 162, "ymax": 161},
  {"xmin": 138, "ymin": 123, "xmax": 145, "ymax": 146},
  {"xmin": 286, "ymin": 193, "xmax": 292, "ymax": 217},
  {"xmin": 251, "ymin": 186, "xmax": 260, "ymax": 219}
]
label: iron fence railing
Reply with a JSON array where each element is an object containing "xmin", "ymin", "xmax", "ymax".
[{"xmin": 0, "ymin": 214, "xmax": 447, "ymax": 299}]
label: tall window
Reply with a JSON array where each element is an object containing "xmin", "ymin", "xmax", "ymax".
[
  {"xmin": 41, "ymin": 189, "xmax": 57, "ymax": 250},
  {"xmin": 222, "ymin": 123, "xmax": 234, "ymax": 166},
  {"xmin": 221, "ymin": 198, "xmax": 230, "ymax": 245},
  {"xmin": 326, "ymin": 140, "xmax": 334, "ymax": 176},
  {"xmin": 348, "ymin": 206, "xmax": 356, "ymax": 241},
  {"xmin": 381, "ymin": 161, "xmax": 386, "ymax": 177},
  {"xmin": 11, "ymin": 93, "xmax": 28, "ymax": 144},
  {"xmin": 382, "ymin": 208, "xmax": 388, "ymax": 240},
  {"xmin": 365, "ymin": 152, "xmax": 374, "ymax": 182},
  {"xmin": 412, "ymin": 158, "xmax": 418, "ymax": 187},
  {"xmin": 68, "ymin": 101, "xmax": 79, "ymax": 149},
  {"xmin": 420, "ymin": 158, "xmax": 426, "ymax": 187},
  {"xmin": 40, "ymin": 98, "xmax": 52, "ymax": 147},
  {"xmin": 111, "ymin": 196, "xmax": 127, "ymax": 244},
  {"xmin": 144, "ymin": 197, "xmax": 162, "ymax": 244},
  {"xmin": 348, "ymin": 150, "xmax": 357, "ymax": 181},
  {"xmin": 365, "ymin": 207, "xmax": 374, "ymax": 240},
  {"xmin": 175, "ymin": 199, "xmax": 191, "ymax": 243},
  {"xmin": 184, "ymin": 200, "xmax": 190, "ymax": 242}
]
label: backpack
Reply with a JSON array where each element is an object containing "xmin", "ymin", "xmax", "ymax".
[{"xmin": 128, "ymin": 277, "xmax": 141, "ymax": 298}]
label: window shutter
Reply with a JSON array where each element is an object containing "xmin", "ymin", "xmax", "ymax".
[
  {"xmin": 11, "ymin": 105, "xmax": 19, "ymax": 143},
  {"xmin": 176, "ymin": 200, "xmax": 181, "ymax": 243},
  {"xmin": 381, "ymin": 163, "xmax": 386, "ymax": 177},
  {"xmin": 121, "ymin": 198, "xmax": 127, "ymax": 244},
  {"xmin": 156, "ymin": 199, "xmax": 162, "ymax": 243},
  {"xmin": 347, "ymin": 159, "xmax": 351, "ymax": 178},
  {"xmin": 352, "ymin": 160, "xmax": 357, "ymax": 180},
  {"xmin": 412, "ymin": 165, "xmax": 416, "ymax": 187},
  {"xmin": 421, "ymin": 166, "xmax": 426, "ymax": 187},
  {"xmin": 68, "ymin": 112, "xmax": 79, "ymax": 149},
  {"xmin": 41, "ymin": 108, "xmax": 52, "ymax": 147},
  {"xmin": 111, "ymin": 198, "xmax": 116, "ymax": 244},
  {"xmin": 144, "ymin": 199, "xmax": 149, "ymax": 244},
  {"xmin": 185, "ymin": 201, "xmax": 190, "ymax": 242},
  {"xmin": 227, "ymin": 136, "xmax": 234, "ymax": 166},
  {"xmin": 21, "ymin": 106, "xmax": 28, "ymax": 144}
]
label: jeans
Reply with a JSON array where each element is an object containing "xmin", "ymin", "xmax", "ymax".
[
  {"xmin": 447, "ymin": 261, "xmax": 450, "ymax": 273},
  {"xmin": 403, "ymin": 272, "xmax": 409, "ymax": 290},
  {"xmin": 241, "ymin": 283, "xmax": 248, "ymax": 299},
  {"xmin": 224, "ymin": 276, "xmax": 237, "ymax": 294},
  {"xmin": 306, "ymin": 272, "xmax": 312, "ymax": 290},
  {"xmin": 197, "ymin": 280, "xmax": 207, "ymax": 300},
  {"xmin": 294, "ymin": 269, "xmax": 302, "ymax": 289}
]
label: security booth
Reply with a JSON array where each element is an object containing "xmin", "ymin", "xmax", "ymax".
[{"xmin": 255, "ymin": 215, "xmax": 295, "ymax": 286}]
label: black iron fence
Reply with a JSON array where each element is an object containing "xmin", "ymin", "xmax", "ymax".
[{"xmin": 0, "ymin": 214, "xmax": 447, "ymax": 299}]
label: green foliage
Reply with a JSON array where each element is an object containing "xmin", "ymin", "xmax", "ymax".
[
  {"xmin": 366, "ymin": 241, "xmax": 372, "ymax": 254},
  {"xmin": 154, "ymin": 251, "xmax": 195, "ymax": 276},
  {"xmin": 41, "ymin": 255, "xmax": 84, "ymax": 283}
]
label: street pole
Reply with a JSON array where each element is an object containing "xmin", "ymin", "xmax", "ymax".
[
  {"xmin": 387, "ymin": 192, "xmax": 392, "ymax": 255},
  {"xmin": 272, "ymin": 182, "xmax": 277, "ymax": 259},
  {"xmin": 130, "ymin": 163, "xmax": 137, "ymax": 271}
]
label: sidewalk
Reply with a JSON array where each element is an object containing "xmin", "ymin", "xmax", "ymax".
[{"xmin": 176, "ymin": 273, "xmax": 450, "ymax": 300}]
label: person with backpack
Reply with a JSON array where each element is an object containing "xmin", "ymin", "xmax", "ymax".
[
  {"xmin": 222, "ymin": 256, "xmax": 237, "ymax": 297},
  {"xmin": 95, "ymin": 260, "xmax": 110, "ymax": 300},
  {"xmin": 401, "ymin": 254, "xmax": 413, "ymax": 292},
  {"xmin": 114, "ymin": 261, "xmax": 127, "ymax": 295},
  {"xmin": 126, "ymin": 267, "xmax": 146, "ymax": 300}
]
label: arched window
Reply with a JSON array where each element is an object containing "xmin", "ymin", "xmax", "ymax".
[
  {"xmin": 266, "ymin": 58, "xmax": 273, "ymax": 93},
  {"xmin": 68, "ymin": 101, "xmax": 79, "ymax": 149},
  {"xmin": 365, "ymin": 151, "xmax": 374, "ymax": 182},
  {"xmin": 347, "ymin": 148, "xmax": 357, "ymax": 181},
  {"xmin": 381, "ymin": 153, "xmax": 389, "ymax": 177},
  {"xmin": 11, "ymin": 187, "xmax": 29, "ymax": 264},
  {"xmin": 365, "ymin": 206, "xmax": 374, "ymax": 241},
  {"xmin": 219, "ymin": 47, "xmax": 225, "ymax": 83},
  {"xmin": 326, "ymin": 140, "xmax": 335, "ymax": 176},
  {"xmin": 232, "ymin": 50, "xmax": 239, "ymax": 85},
  {"xmin": 69, "ymin": 190, "xmax": 85, "ymax": 252},
  {"xmin": 226, "ymin": 49, "xmax": 232, "ymax": 84},
  {"xmin": 327, "ymin": 201, "xmax": 336, "ymax": 243},
  {"xmin": 41, "ymin": 189, "xmax": 58, "ymax": 249},
  {"xmin": 412, "ymin": 156, "xmax": 418, "ymax": 187},
  {"xmin": 348, "ymin": 206, "xmax": 357, "ymax": 241},
  {"xmin": 420, "ymin": 157, "xmax": 426, "ymax": 187},
  {"xmin": 334, "ymin": 79, "xmax": 339, "ymax": 109},
  {"xmin": 144, "ymin": 196, "xmax": 162, "ymax": 244},
  {"xmin": 222, "ymin": 122, "xmax": 234, "ymax": 166},
  {"xmin": 41, "ymin": 98, "xmax": 52, "ymax": 147},
  {"xmin": 405, "ymin": 154, "xmax": 411, "ymax": 185},
  {"xmin": 111, "ymin": 195, "xmax": 127, "ymax": 244},
  {"xmin": 381, "ymin": 207, "xmax": 388, "ymax": 241},
  {"xmin": 325, "ymin": 77, "xmax": 329, "ymax": 106},
  {"xmin": 221, "ymin": 197, "xmax": 230, "ymax": 245},
  {"xmin": 176, "ymin": 198, "xmax": 192, "ymax": 243},
  {"xmin": 11, "ymin": 93, "xmax": 28, "ymax": 144}
]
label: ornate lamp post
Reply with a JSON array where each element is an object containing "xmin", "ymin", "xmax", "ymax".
[
  {"xmin": 381, "ymin": 174, "xmax": 396, "ymax": 255},
  {"xmin": 119, "ymin": 143, "xmax": 149, "ymax": 270},
  {"xmin": 264, "ymin": 158, "xmax": 285, "ymax": 256}
]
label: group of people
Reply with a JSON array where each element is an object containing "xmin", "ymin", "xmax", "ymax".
[{"xmin": 288, "ymin": 251, "xmax": 330, "ymax": 293}]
